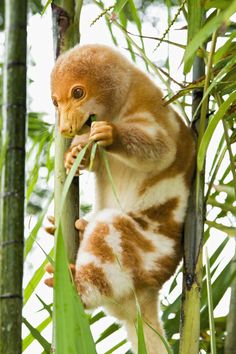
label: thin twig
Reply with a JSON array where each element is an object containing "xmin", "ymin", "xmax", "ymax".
[{"xmin": 154, "ymin": 0, "xmax": 187, "ymax": 52}]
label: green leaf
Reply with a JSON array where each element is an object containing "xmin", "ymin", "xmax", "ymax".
[
  {"xmin": 184, "ymin": 1, "xmax": 236, "ymax": 73},
  {"xmin": 41, "ymin": 0, "xmax": 52, "ymax": 15},
  {"xmin": 214, "ymin": 32, "xmax": 236, "ymax": 63},
  {"xmin": 100, "ymin": 148, "xmax": 122, "ymax": 210},
  {"xmin": 114, "ymin": 0, "xmax": 129, "ymax": 14},
  {"xmin": 197, "ymin": 90, "xmax": 236, "ymax": 171},
  {"xmin": 205, "ymin": 0, "xmax": 231, "ymax": 10},
  {"xmin": 54, "ymin": 223, "xmax": 96, "ymax": 354},
  {"xmin": 104, "ymin": 340, "xmax": 127, "ymax": 354},
  {"xmin": 22, "ymin": 317, "xmax": 51, "ymax": 352},
  {"xmin": 22, "ymin": 316, "xmax": 51, "ymax": 351},
  {"xmin": 119, "ymin": 10, "xmax": 135, "ymax": 61},
  {"xmin": 136, "ymin": 299, "xmax": 147, "ymax": 354},
  {"xmin": 24, "ymin": 249, "xmax": 54, "ymax": 305},
  {"xmin": 95, "ymin": 323, "xmax": 121, "ymax": 344},
  {"xmin": 60, "ymin": 142, "xmax": 91, "ymax": 215},
  {"xmin": 185, "ymin": 0, "xmax": 202, "ymax": 71},
  {"xmin": 24, "ymin": 193, "xmax": 53, "ymax": 259}
]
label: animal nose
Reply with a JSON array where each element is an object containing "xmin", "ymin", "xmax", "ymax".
[{"xmin": 60, "ymin": 124, "xmax": 73, "ymax": 137}]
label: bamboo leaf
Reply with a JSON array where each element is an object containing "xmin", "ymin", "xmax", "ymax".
[
  {"xmin": 41, "ymin": 0, "xmax": 52, "ymax": 15},
  {"xmin": 95, "ymin": 323, "xmax": 121, "ymax": 344},
  {"xmin": 184, "ymin": 1, "xmax": 236, "ymax": 73},
  {"xmin": 214, "ymin": 32, "xmax": 236, "ymax": 63},
  {"xmin": 54, "ymin": 223, "xmax": 96, "ymax": 354},
  {"xmin": 136, "ymin": 299, "xmax": 147, "ymax": 354},
  {"xmin": 22, "ymin": 317, "xmax": 51, "ymax": 352},
  {"xmin": 119, "ymin": 10, "xmax": 135, "ymax": 61},
  {"xmin": 104, "ymin": 339, "xmax": 127, "ymax": 354},
  {"xmin": 22, "ymin": 316, "xmax": 51, "ymax": 351},
  {"xmin": 206, "ymin": 221, "xmax": 236, "ymax": 236},
  {"xmin": 89, "ymin": 310, "xmax": 106, "ymax": 325},
  {"xmin": 24, "ymin": 193, "xmax": 53, "ymax": 259},
  {"xmin": 205, "ymin": 0, "xmax": 231, "ymax": 10},
  {"xmin": 114, "ymin": 0, "xmax": 129, "ymax": 14},
  {"xmin": 197, "ymin": 90, "xmax": 236, "ymax": 171},
  {"xmin": 24, "ymin": 249, "xmax": 54, "ymax": 305}
]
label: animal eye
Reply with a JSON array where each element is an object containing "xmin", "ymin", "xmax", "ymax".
[
  {"xmin": 72, "ymin": 87, "xmax": 85, "ymax": 100},
  {"xmin": 52, "ymin": 98, "xmax": 58, "ymax": 107}
]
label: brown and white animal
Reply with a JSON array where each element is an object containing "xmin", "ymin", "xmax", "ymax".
[{"xmin": 47, "ymin": 44, "xmax": 195, "ymax": 354}]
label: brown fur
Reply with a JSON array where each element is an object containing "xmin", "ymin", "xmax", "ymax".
[
  {"xmin": 84, "ymin": 223, "xmax": 115, "ymax": 263},
  {"xmin": 75, "ymin": 263, "xmax": 111, "ymax": 299}
]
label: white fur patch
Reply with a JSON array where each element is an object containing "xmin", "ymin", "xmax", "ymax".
[
  {"xmin": 103, "ymin": 262, "xmax": 133, "ymax": 300},
  {"xmin": 135, "ymin": 173, "xmax": 189, "ymax": 223}
]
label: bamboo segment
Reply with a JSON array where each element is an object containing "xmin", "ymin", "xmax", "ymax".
[
  {"xmin": 0, "ymin": 0, "xmax": 27, "ymax": 353},
  {"xmin": 52, "ymin": 0, "xmax": 83, "ymax": 263}
]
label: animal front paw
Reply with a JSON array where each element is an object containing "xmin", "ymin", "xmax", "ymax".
[
  {"xmin": 44, "ymin": 263, "xmax": 76, "ymax": 288},
  {"xmin": 64, "ymin": 144, "xmax": 90, "ymax": 175},
  {"xmin": 75, "ymin": 218, "xmax": 88, "ymax": 241},
  {"xmin": 89, "ymin": 121, "xmax": 116, "ymax": 147}
]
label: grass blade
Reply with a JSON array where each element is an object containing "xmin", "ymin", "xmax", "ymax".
[{"xmin": 100, "ymin": 147, "xmax": 122, "ymax": 210}]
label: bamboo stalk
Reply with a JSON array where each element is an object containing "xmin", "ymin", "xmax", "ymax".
[
  {"xmin": 180, "ymin": 14, "xmax": 219, "ymax": 354},
  {"xmin": 0, "ymin": 0, "xmax": 27, "ymax": 353},
  {"xmin": 52, "ymin": 0, "xmax": 83, "ymax": 263},
  {"xmin": 179, "ymin": 54, "xmax": 205, "ymax": 354}
]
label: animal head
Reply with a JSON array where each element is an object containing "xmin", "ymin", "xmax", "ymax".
[{"xmin": 51, "ymin": 44, "xmax": 131, "ymax": 137}]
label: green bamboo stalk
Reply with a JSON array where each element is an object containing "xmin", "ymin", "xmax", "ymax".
[
  {"xmin": 0, "ymin": 0, "xmax": 27, "ymax": 353},
  {"xmin": 180, "ymin": 13, "xmax": 219, "ymax": 354},
  {"xmin": 52, "ymin": 0, "xmax": 83, "ymax": 263}
]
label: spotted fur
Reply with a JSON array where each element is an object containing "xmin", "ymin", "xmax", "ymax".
[{"xmin": 51, "ymin": 44, "xmax": 195, "ymax": 354}]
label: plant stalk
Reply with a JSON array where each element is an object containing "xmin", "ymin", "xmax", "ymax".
[
  {"xmin": 0, "ymin": 0, "xmax": 27, "ymax": 353},
  {"xmin": 52, "ymin": 0, "xmax": 83, "ymax": 263},
  {"xmin": 180, "ymin": 12, "xmax": 218, "ymax": 354}
]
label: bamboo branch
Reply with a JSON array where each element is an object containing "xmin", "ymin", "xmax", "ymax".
[{"xmin": 0, "ymin": 0, "xmax": 27, "ymax": 353}]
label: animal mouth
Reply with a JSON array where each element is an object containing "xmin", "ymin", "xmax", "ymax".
[{"xmin": 85, "ymin": 114, "xmax": 96, "ymax": 127}]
